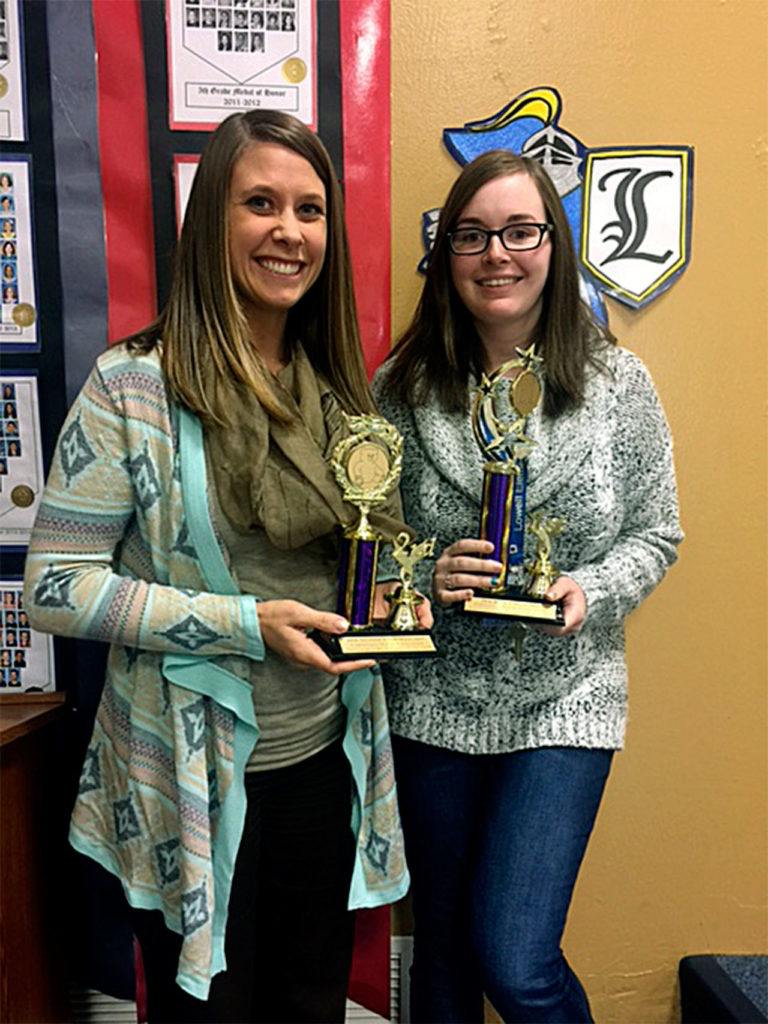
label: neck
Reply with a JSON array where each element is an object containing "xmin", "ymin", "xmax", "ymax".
[
  {"xmin": 478, "ymin": 317, "xmax": 539, "ymax": 375},
  {"xmin": 245, "ymin": 308, "xmax": 289, "ymax": 374}
]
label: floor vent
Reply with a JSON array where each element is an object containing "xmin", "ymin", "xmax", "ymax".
[
  {"xmin": 346, "ymin": 999, "xmax": 388, "ymax": 1022},
  {"xmin": 391, "ymin": 935, "xmax": 414, "ymax": 1023},
  {"xmin": 69, "ymin": 987, "xmax": 138, "ymax": 1023}
]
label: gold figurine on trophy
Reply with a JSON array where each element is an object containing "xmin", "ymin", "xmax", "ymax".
[
  {"xmin": 385, "ymin": 531, "xmax": 437, "ymax": 633},
  {"xmin": 525, "ymin": 513, "xmax": 566, "ymax": 601}
]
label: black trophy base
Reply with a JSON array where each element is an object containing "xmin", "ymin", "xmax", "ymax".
[
  {"xmin": 461, "ymin": 587, "xmax": 565, "ymax": 625},
  {"xmin": 310, "ymin": 625, "xmax": 438, "ymax": 662}
]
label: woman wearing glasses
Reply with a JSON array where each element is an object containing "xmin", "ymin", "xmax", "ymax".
[{"xmin": 373, "ymin": 150, "xmax": 682, "ymax": 1023}]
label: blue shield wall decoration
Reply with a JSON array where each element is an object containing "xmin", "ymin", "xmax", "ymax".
[{"xmin": 420, "ymin": 87, "xmax": 694, "ymax": 320}]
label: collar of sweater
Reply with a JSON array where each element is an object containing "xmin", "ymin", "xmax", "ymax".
[{"xmin": 410, "ymin": 347, "xmax": 617, "ymax": 512}]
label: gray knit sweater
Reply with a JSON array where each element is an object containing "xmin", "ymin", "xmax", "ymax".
[{"xmin": 372, "ymin": 345, "xmax": 683, "ymax": 754}]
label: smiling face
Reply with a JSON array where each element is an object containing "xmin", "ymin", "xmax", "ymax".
[
  {"xmin": 227, "ymin": 141, "xmax": 327, "ymax": 334},
  {"xmin": 449, "ymin": 172, "xmax": 552, "ymax": 343}
]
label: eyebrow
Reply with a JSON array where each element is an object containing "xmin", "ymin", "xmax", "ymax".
[
  {"xmin": 455, "ymin": 213, "xmax": 539, "ymax": 227},
  {"xmin": 235, "ymin": 183, "xmax": 326, "ymax": 205}
]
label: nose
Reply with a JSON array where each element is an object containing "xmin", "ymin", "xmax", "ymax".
[
  {"xmin": 483, "ymin": 234, "xmax": 511, "ymax": 263},
  {"xmin": 272, "ymin": 209, "xmax": 303, "ymax": 247}
]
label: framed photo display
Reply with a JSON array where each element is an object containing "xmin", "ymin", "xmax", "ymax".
[
  {"xmin": 166, "ymin": 0, "xmax": 316, "ymax": 130},
  {"xmin": 0, "ymin": 154, "xmax": 38, "ymax": 349},
  {"xmin": 0, "ymin": 371, "xmax": 44, "ymax": 544},
  {"xmin": 0, "ymin": 575, "xmax": 55, "ymax": 693},
  {"xmin": 0, "ymin": 0, "xmax": 27, "ymax": 142}
]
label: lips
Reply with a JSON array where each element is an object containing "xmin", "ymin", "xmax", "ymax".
[
  {"xmin": 255, "ymin": 257, "xmax": 303, "ymax": 277},
  {"xmin": 476, "ymin": 276, "xmax": 523, "ymax": 288}
]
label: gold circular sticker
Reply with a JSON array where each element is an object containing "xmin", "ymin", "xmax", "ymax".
[
  {"xmin": 12, "ymin": 303, "xmax": 36, "ymax": 328},
  {"xmin": 282, "ymin": 58, "xmax": 307, "ymax": 84},
  {"xmin": 0, "ymin": 75, "xmax": 7, "ymax": 101},
  {"xmin": 11, "ymin": 485, "xmax": 35, "ymax": 508},
  {"xmin": 347, "ymin": 442, "xmax": 390, "ymax": 491},
  {"xmin": 511, "ymin": 369, "xmax": 542, "ymax": 416}
]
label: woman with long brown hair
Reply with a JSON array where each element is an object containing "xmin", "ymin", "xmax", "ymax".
[
  {"xmin": 374, "ymin": 150, "xmax": 682, "ymax": 1022},
  {"xmin": 24, "ymin": 110, "xmax": 425, "ymax": 1023}
]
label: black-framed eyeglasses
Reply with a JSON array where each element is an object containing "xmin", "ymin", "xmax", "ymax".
[{"xmin": 447, "ymin": 222, "xmax": 553, "ymax": 255}]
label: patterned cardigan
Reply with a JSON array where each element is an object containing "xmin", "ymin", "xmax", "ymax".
[
  {"xmin": 24, "ymin": 345, "xmax": 408, "ymax": 999},
  {"xmin": 372, "ymin": 345, "xmax": 684, "ymax": 755}
]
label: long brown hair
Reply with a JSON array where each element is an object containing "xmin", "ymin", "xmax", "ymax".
[
  {"xmin": 127, "ymin": 110, "xmax": 374, "ymax": 424},
  {"xmin": 384, "ymin": 150, "xmax": 613, "ymax": 417}
]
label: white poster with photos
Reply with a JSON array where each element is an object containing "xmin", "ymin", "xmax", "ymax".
[
  {"xmin": 167, "ymin": 0, "xmax": 316, "ymax": 130},
  {"xmin": 174, "ymin": 154, "xmax": 200, "ymax": 235},
  {"xmin": 0, "ymin": 155, "xmax": 37, "ymax": 347},
  {"xmin": 0, "ymin": 0, "xmax": 27, "ymax": 142},
  {"xmin": 0, "ymin": 372, "xmax": 44, "ymax": 544},
  {"xmin": 0, "ymin": 577, "xmax": 55, "ymax": 693}
]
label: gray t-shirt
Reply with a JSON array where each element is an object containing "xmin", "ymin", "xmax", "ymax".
[{"xmin": 208, "ymin": 458, "xmax": 345, "ymax": 772}]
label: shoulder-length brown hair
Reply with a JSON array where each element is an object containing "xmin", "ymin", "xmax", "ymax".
[
  {"xmin": 128, "ymin": 110, "xmax": 374, "ymax": 424},
  {"xmin": 384, "ymin": 150, "xmax": 613, "ymax": 417}
]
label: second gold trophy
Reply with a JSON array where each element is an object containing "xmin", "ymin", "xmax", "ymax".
[{"xmin": 462, "ymin": 345, "xmax": 566, "ymax": 626}]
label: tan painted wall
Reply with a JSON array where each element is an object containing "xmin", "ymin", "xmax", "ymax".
[{"xmin": 390, "ymin": 2, "xmax": 768, "ymax": 1021}]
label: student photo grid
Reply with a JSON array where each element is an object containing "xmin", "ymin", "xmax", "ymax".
[
  {"xmin": 0, "ymin": 381, "xmax": 21, "ymax": 482},
  {"xmin": 0, "ymin": 586, "xmax": 30, "ymax": 689},
  {"xmin": 185, "ymin": 0, "xmax": 297, "ymax": 54}
]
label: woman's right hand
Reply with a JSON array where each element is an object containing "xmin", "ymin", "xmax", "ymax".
[
  {"xmin": 432, "ymin": 539, "xmax": 503, "ymax": 606},
  {"xmin": 256, "ymin": 599, "xmax": 376, "ymax": 676}
]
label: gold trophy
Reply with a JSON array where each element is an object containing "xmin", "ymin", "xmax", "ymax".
[
  {"xmin": 312, "ymin": 415, "xmax": 437, "ymax": 661},
  {"xmin": 462, "ymin": 345, "xmax": 566, "ymax": 627},
  {"xmin": 385, "ymin": 531, "xmax": 437, "ymax": 631}
]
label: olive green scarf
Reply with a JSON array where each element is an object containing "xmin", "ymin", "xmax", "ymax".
[{"xmin": 205, "ymin": 345, "xmax": 404, "ymax": 550}]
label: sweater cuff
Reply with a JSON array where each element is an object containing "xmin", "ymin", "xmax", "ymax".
[
  {"xmin": 240, "ymin": 595, "xmax": 265, "ymax": 661},
  {"xmin": 567, "ymin": 567, "xmax": 616, "ymax": 627}
]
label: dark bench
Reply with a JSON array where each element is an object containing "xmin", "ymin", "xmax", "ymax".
[{"xmin": 680, "ymin": 956, "xmax": 767, "ymax": 1023}]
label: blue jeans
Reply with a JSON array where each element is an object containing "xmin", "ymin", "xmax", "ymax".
[{"xmin": 392, "ymin": 737, "xmax": 613, "ymax": 1024}]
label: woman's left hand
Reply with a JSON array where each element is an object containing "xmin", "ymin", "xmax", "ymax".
[
  {"xmin": 536, "ymin": 575, "xmax": 586, "ymax": 637},
  {"xmin": 372, "ymin": 580, "xmax": 434, "ymax": 630}
]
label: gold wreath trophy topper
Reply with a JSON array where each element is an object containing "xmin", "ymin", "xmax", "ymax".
[{"xmin": 331, "ymin": 414, "xmax": 403, "ymax": 540}]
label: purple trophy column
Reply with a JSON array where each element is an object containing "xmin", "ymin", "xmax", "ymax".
[
  {"xmin": 481, "ymin": 470, "xmax": 514, "ymax": 561},
  {"xmin": 337, "ymin": 537, "xmax": 379, "ymax": 627}
]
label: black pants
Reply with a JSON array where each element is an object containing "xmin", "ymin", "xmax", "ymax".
[{"xmin": 132, "ymin": 741, "xmax": 357, "ymax": 1023}]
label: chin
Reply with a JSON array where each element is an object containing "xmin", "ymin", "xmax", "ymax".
[
  {"xmin": 272, "ymin": 290, "xmax": 306, "ymax": 309},
  {"xmin": 479, "ymin": 304, "xmax": 529, "ymax": 324}
]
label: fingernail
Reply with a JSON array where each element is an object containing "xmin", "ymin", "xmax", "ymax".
[
  {"xmin": 337, "ymin": 618, "xmax": 349, "ymax": 631},
  {"xmin": 490, "ymin": 576, "xmax": 499, "ymax": 586}
]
